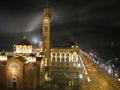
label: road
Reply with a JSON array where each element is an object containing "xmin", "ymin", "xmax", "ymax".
[{"xmin": 79, "ymin": 53, "xmax": 120, "ymax": 90}]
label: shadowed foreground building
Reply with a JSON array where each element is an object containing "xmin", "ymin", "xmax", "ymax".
[{"xmin": 0, "ymin": 8, "xmax": 80, "ymax": 89}]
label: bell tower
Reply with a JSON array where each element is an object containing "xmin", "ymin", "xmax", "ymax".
[{"xmin": 42, "ymin": 8, "xmax": 51, "ymax": 76}]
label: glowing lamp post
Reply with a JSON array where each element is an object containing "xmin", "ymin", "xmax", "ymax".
[
  {"xmin": 77, "ymin": 63, "xmax": 81, "ymax": 68},
  {"xmin": 79, "ymin": 74, "xmax": 83, "ymax": 79}
]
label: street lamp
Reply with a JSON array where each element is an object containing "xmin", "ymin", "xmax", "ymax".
[
  {"xmin": 79, "ymin": 74, "xmax": 83, "ymax": 79},
  {"xmin": 87, "ymin": 77, "xmax": 91, "ymax": 83},
  {"xmin": 77, "ymin": 63, "xmax": 81, "ymax": 68}
]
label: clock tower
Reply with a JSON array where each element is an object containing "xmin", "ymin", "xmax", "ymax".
[{"xmin": 42, "ymin": 8, "xmax": 51, "ymax": 76}]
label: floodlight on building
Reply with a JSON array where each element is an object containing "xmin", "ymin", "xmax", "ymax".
[
  {"xmin": 13, "ymin": 67, "xmax": 16, "ymax": 71},
  {"xmin": 0, "ymin": 51, "xmax": 7, "ymax": 61}
]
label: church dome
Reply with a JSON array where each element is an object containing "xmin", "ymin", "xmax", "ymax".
[
  {"xmin": 14, "ymin": 37, "xmax": 32, "ymax": 55},
  {"xmin": 0, "ymin": 52, "xmax": 6, "ymax": 56},
  {"xmin": 0, "ymin": 51, "xmax": 7, "ymax": 61},
  {"xmin": 16, "ymin": 37, "xmax": 31, "ymax": 46}
]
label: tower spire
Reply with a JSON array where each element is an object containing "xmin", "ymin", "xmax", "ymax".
[
  {"xmin": 43, "ymin": 8, "xmax": 51, "ymax": 18},
  {"xmin": 23, "ymin": 33, "xmax": 26, "ymax": 39},
  {"xmin": 42, "ymin": 7, "xmax": 51, "ymax": 77}
]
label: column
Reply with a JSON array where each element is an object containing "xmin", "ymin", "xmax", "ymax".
[
  {"xmin": 51, "ymin": 53, "xmax": 53, "ymax": 62},
  {"xmin": 55, "ymin": 53, "xmax": 57, "ymax": 62},
  {"xmin": 60, "ymin": 53, "xmax": 62, "ymax": 62},
  {"xmin": 65, "ymin": 53, "xmax": 66, "ymax": 62}
]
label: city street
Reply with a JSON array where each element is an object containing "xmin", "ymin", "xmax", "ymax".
[{"xmin": 79, "ymin": 53, "xmax": 120, "ymax": 90}]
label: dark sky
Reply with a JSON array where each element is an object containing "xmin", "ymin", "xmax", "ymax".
[{"xmin": 0, "ymin": 0, "xmax": 120, "ymax": 51}]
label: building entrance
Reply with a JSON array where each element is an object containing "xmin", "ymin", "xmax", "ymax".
[
  {"xmin": 12, "ymin": 82, "xmax": 17, "ymax": 88},
  {"xmin": 11, "ymin": 76, "xmax": 17, "ymax": 88}
]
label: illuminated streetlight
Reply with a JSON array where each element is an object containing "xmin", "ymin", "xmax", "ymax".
[
  {"xmin": 77, "ymin": 63, "xmax": 81, "ymax": 67},
  {"xmin": 87, "ymin": 77, "xmax": 91, "ymax": 83},
  {"xmin": 79, "ymin": 74, "xmax": 83, "ymax": 79}
]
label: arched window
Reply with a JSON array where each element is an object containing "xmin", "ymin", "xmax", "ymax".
[
  {"xmin": 57, "ymin": 53, "xmax": 60, "ymax": 62},
  {"xmin": 73, "ymin": 52, "xmax": 78, "ymax": 62},
  {"xmin": 52, "ymin": 57, "xmax": 55, "ymax": 62}
]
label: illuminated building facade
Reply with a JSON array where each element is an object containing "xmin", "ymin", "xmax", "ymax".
[
  {"xmin": 50, "ymin": 46, "xmax": 81, "ymax": 82},
  {"xmin": 51, "ymin": 45, "xmax": 80, "ymax": 72},
  {"xmin": 0, "ymin": 8, "xmax": 80, "ymax": 89},
  {"xmin": 0, "ymin": 36, "xmax": 45, "ymax": 89}
]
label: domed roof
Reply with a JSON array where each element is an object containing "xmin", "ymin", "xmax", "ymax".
[
  {"xmin": 0, "ymin": 50, "xmax": 6, "ymax": 56},
  {"xmin": 0, "ymin": 52, "xmax": 6, "ymax": 56},
  {"xmin": 16, "ymin": 37, "xmax": 31, "ymax": 46}
]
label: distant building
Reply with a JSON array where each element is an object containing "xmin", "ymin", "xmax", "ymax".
[{"xmin": 0, "ymin": 8, "xmax": 80, "ymax": 89}]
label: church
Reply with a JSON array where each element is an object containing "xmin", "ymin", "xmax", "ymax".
[{"xmin": 0, "ymin": 8, "xmax": 81, "ymax": 89}]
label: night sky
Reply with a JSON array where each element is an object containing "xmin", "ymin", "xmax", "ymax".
[{"xmin": 0, "ymin": 0, "xmax": 120, "ymax": 51}]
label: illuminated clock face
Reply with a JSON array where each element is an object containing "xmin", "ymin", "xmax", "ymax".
[
  {"xmin": 44, "ymin": 19, "xmax": 49, "ymax": 24},
  {"xmin": 9, "ymin": 62, "xmax": 20, "ymax": 70}
]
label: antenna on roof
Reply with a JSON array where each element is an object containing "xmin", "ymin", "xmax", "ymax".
[
  {"xmin": 23, "ymin": 33, "xmax": 26, "ymax": 39},
  {"xmin": 2, "ymin": 50, "xmax": 5, "ymax": 52}
]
